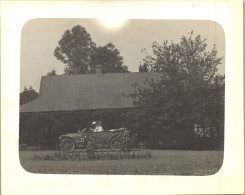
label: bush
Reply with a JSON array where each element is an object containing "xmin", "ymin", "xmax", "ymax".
[{"xmin": 113, "ymin": 131, "xmax": 136, "ymax": 152}]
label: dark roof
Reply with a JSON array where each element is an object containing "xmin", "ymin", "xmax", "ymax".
[{"xmin": 20, "ymin": 72, "xmax": 162, "ymax": 113}]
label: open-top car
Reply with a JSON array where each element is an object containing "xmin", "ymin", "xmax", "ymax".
[{"xmin": 59, "ymin": 127, "xmax": 135, "ymax": 153}]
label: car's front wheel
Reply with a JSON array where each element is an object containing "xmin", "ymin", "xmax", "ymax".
[{"xmin": 60, "ymin": 138, "xmax": 75, "ymax": 153}]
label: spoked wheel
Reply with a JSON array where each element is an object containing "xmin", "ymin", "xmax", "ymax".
[
  {"xmin": 109, "ymin": 136, "xmax": 122, "ymax": 151},
  {"xmin": 60, "ymin": 138, "xmax": 75, "ymax": 153}
]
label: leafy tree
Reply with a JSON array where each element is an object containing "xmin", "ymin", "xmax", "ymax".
[
  {"xmin": 131, "ymin": 31, "xmax": 224, "ymax": 148},
  {"xmin": 54, "ymin": 25, "xmax": 96, "ymax": 74},
  {"xmin": 20, "ymin": 86, "xmax": 39, "ymax": 105},
  {"xmin": 139, "ymin": 61, "xmax": 150, "ymax": 72},
  {"xmin": 47, "ymin": 68, "xmax": 57, "ymax": 76},
  {"xmin": 54, "ymin": 25, "xmax": 129, "ymax": 74},
  {"xmin": 91, "ymin": 43, "xmax": 129, "ymax": 73}
]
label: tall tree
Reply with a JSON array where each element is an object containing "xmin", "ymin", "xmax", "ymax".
[
  {"xmin": 91, "ymin": 43, "xmax": 129, "ymax": 73},
  {"xmin": 20, "ymin": 86, "xmax": 39, "ymax": 105},
  {"xmin": 54, "ymin": 25, "xmax": 96, "ymax": 74},
  {"xmin": 54, "ymin": 25, "xmax": 129, "ymax": 74},
  {"xmin": 130, "ymin": 31, "xmax": 224, "ymax": 145}
]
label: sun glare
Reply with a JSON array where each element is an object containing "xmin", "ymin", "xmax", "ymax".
[{"xmin": 99, "ymin": 18, "xmax": 126, "ymax": 30}]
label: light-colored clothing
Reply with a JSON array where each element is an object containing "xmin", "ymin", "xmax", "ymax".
[{"xmin": 92, "ymin": 125, "xmax": 104, "ymax": 132}]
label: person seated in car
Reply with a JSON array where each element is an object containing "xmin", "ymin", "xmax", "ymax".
[{"xmin": 90, "ymin": 121, "xmax": 104, "ymax": 132}]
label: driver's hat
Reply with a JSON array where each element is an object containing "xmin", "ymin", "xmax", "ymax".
[{"xmin": 92, "ymin": 121, "xmax": 96, "ymax": 125}]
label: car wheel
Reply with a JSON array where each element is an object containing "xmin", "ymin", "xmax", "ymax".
[
  {"xmin": 109, "ymin": 136, "xmax": 121, "ymax": 151},
  {"xmin": 60, "ymin": 138, "xmax": 75, "ymax": 153}
]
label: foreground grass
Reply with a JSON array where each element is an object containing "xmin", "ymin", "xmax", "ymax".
[{"xmin": 19, "ymin": 150, "xmax": 223, "ymax": 175}]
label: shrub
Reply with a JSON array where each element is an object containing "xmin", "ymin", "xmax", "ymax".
[{"xmin": 115, "ymin": 131, "xmax": 136, "ymax": 152}]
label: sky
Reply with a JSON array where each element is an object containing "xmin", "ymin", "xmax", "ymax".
[{"xmin": 20, "ymin": 19, "xmax": 225, "ymax": 91}]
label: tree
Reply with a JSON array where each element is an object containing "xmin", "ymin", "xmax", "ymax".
[
  {"xmin": 91, "ymin": 43, "xmax": 129, "ymax": 73},
  {"xmin": 130, "ymin": 31, "xmax": 224, "ymax": 148},
  {"xmin": 139, "ymin": 61, "xmax": 150, "ymax": 72},
  {"xmin": 20, "ymin": 86, "xmax": 39, "ymax": 105},
  {"xmin": 47, "ymin": 68, "xmax": 57, "ymax": 76},
  {"xmin": 54, "ymin": 25, "xmax": 96, "ymax": 74},
  {"xmin": 54, "ymin": 25, "xmax": 129, "ymax": 74}
]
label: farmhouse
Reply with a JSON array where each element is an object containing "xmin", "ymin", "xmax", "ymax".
[
  {"xmin": 20, "ymin": 67, "xmax": 162, "ymax": 113},
  {"xmin": 19, "ymin": 67, "xmax": 222, "ymax": 150},
  {"xmin": 19, "ymin": 67, "xmax": 162, "ymax": 148}
]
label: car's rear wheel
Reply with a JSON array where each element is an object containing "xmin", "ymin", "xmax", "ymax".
[
  {"xmin": 60, "ymin": 138, "xmax": 75, "ymax": 153},
  {"xmin": 109, "ymin": 136, "xmax": 121, "ymax": 151}
]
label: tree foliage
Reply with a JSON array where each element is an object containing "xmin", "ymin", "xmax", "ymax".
[
  {"xmin": 20, "ymin": 86, "xmax": 39, "ymax": 105},
  {"xmin": 91, "ymin": 43, "xmax": 129, "ymax": 73},
  {"xmin": 132, "ymin": 32, "xmax": 224, "ymax": 142},
  {"xmin": 54, "ymin": 25, "xmax": 96, "ymax": 74},
  {"xmin": 54, "ymin": 25, "xmax": 128, "ymax": 74}
]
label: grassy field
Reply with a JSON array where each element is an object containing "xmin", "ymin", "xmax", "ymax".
[{"xmin": 19, "ymin": 150, "xmax": 223, "ymax": 175}]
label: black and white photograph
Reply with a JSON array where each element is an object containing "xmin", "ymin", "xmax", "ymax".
[
  {"xmin": 1, "ymin": 1, "xmax": 244, "ymax": 194},
  {"xmin": 19, "ymin": 19, "xmax": 225, "ymax": 175}
]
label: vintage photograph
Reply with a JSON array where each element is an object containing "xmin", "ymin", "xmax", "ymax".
[{"xmin": 19, "ymin": 19, "xmax": 225, "ymax": 175}]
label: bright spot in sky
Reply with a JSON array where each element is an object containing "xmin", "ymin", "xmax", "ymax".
[{"xmin": 99, "ymin": 18, "xmax": 126, "ymax": 29}]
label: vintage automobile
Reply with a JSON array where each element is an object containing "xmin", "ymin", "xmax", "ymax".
[{"xmin": 59, "ymin": 127, "xmax": 135, "ymax": 153}]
